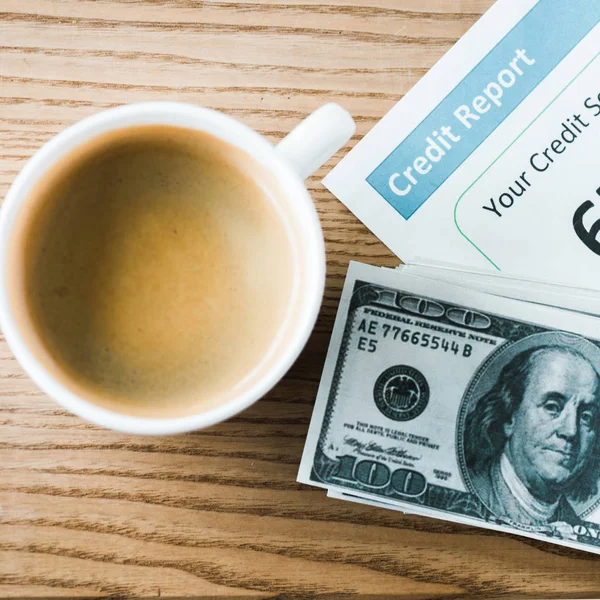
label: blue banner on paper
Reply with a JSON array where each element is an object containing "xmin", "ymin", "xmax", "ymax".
[{"xmin": 366, "ymin": 0, "xmax": 600, "ymax": 220}]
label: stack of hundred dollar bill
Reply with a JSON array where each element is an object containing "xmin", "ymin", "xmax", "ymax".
[{"xmin": 298, "ymin": 261, "xmax": 600, "ymax": 554}]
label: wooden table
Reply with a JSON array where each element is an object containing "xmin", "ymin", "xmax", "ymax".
[{"xmin": 2, "ymin": 1, "xmax": 600, "ymax": 598}]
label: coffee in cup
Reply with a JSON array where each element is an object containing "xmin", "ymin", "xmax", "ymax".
[{"xmin": 7, "ymin": 125, "xmax": 299, "ymax": 417}]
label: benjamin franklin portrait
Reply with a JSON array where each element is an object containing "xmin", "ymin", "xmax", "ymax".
[{"xmin": 462, "ymin": 333, "xmax": 600, "ymax": 528}]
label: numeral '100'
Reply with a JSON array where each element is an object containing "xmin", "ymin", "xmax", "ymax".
[{"xmin": 333, "ymin": 455, "xmax": 426, "ymax": 496}]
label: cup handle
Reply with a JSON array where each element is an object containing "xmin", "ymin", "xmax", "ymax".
[{"xmin": 275, "ymin": 103, "xmax": 356, "ymax": 180}]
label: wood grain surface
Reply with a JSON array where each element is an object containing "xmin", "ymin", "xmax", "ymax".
[{"xmin": 3, "ymin": 1, "xmax": 600, "ymax": 598}]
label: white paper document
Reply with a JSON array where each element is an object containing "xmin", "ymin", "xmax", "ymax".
[{"xmin": 324, "ymin": 0, "xmax": 600, "ymax": 289}]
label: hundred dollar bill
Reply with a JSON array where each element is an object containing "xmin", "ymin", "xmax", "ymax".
[
  {"xmin": 327, "ymin": 489, "xmax": 418, "ymax": 515},
  {"xmin": 299, "ymin": 262, "xmax": 600, "ymax": 553},
  {"xmin": 398, "ymin": 262, "xmax": 600, "ymax": 316}
]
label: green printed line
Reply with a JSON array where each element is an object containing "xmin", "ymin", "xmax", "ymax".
[{"xmin": 453, "ymin": 50, "xmax": 600, "ymax": 271}]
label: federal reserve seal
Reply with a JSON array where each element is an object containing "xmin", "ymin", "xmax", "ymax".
[{"xmin": 373, "ymin": 365, "xmax": 429, "ymax": 421}]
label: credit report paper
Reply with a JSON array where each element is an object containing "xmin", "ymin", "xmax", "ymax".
[{"xmin": 324, "ymin": 0, "xmax": 600, "ymax": 289}]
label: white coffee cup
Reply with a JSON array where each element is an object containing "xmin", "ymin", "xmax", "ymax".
[{"xmin": 0, "ymin": 102, "xmax": 355, "ymax": 435}]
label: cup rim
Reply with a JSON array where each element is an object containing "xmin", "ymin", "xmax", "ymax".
[{"xmin": 0, "ymin": 102, "xmax": 325, "ymax": 435}]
